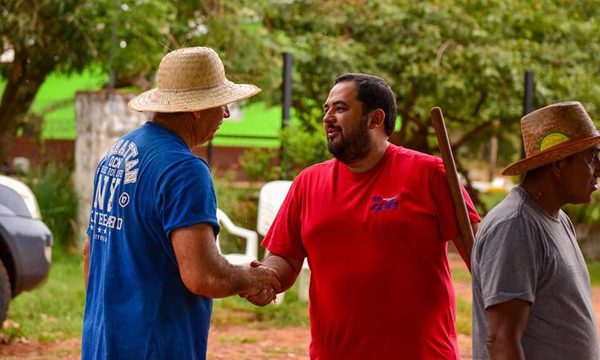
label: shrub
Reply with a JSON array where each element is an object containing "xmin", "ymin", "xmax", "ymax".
[
  {"xmin": 240, "ymin": 122, "xmax": 330, "ymax": 182},
  {"xmin": 239, "ymin": 148, "xmax": 280, "ymax": 182},
  {"xmin": 26, "ymin": 163, "xmax": 79, "ymax": 253},
  {"xmin": 280, "ymin": 122, "xmax": 330, "ymax": 178},
  {"xmin": 564, "ymin": 192, "xmax": 600, "ymax": 225}
]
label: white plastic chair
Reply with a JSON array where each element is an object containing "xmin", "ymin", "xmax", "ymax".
[
  {"xmin": 257, "ymin": 180, "xmax": 310, "ymax": 302},
  {"xmin": 257, "ymin": 180, "xmax": 294, "ymax": 237},
  {"xmin": 216, "ymin": 208, "xmax": 258, "ymax": 265}
]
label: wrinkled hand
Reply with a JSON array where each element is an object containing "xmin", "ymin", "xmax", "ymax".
[{"xmin": 239, "ymin": 260, "xmax": 281, "ymax": 306}]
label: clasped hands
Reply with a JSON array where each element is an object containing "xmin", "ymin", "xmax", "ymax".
[{"xmin": 239, "ymin": 260, "xmax": 281, "ymax": 306}]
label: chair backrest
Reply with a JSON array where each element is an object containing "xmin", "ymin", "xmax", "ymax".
[
  {"xmin": 256, "ymin": 181, "xmax": 311, "ymax": 304},
  {"xmin": 256, "ymin": 180, "xmax": 293, "ymax": 236},
  {"xmin": 216, "ymin": 208, "xmax": 258, "ymax": 263}
]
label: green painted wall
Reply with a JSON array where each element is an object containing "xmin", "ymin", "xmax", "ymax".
[{"xmin": 1, "ymin": 71, "xmax": 283, "ymax": 147}]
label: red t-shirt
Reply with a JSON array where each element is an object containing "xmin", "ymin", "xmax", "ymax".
[{"xmin": 262, "ymin": 144, "xmax": 480, "ymax": 360}]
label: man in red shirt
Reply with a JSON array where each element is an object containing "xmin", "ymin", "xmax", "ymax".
[{"xmin": 244, "ymin": 73, "xmax": 480, "ymax": 359}]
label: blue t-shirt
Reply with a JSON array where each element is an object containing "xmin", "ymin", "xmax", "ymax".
[{"xmin": 82, "ymin": 122, "xmax": 220, "ymax": 360}]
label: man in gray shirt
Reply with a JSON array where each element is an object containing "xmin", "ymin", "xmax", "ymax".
[{"xmin": 472, "ymin": 101, "xmax": 600, "ymax": 359}]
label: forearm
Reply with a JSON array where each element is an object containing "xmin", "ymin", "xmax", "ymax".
[
  {"xmin": 262, "ymin": 253, "xmax": 301, "ymax": 292},
  {"xmin": 192, "ymin": 260, "xmax": 256, "ymax": 298},
  {"xmin": 485, "ymin": 299, "xmax": 530, "ymax": 360},
  {"xmin": 487, "ymin": 335, "xmax": 525, "ymax": 360},
  {"xmin": 180, "ymin": 248, "xmax": 254, "ymax": 298},
  {"xmin": 172, "ymin": 224, "xmax": 279, "ymax": 299}
]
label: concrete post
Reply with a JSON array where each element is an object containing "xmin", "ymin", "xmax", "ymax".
[{"xmin": 74, "ymin": 91, "xmax": 150, "ymax": 242}]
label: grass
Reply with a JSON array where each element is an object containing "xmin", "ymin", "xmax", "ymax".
[
  {"xmin": 455, "ymin": 298, "xmax": 472, "ymax": 335},
  {"xmin": 452, "ymin": 262, "xmax": 473, "ymax": 335},
  {"xmin": 451, "ymin": 266, "xmax": 472, "ymax": 283},
  {"xmin": 3, "ymin": 248, "xmax": 599, "ymax": 344},
  {"xmin": 1, "ymin": 251, "xmax": 85, "ymax": 343},
  {"xmin": 0, "ymin": 249, "xmax": 308, "ymax": 344},
  {"xmin": 212, "ymin": 284, "xmax": 309, "ymax": 328}
]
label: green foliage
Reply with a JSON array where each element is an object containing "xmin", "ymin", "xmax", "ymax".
[
  {"xmin": 0, "ymin": 0, "xmax": 95, "ymax": 77},
  {"xmin": 280, "ymin": 122, "xmax": 330, "ymax": 179},
  {"xmin": 5, "ymin": 0, "xmax": 600, "ymax": 166},
  {"xmin": 588, "ymin": 261, "xmax": 600, "ymax": 286},
  {"xmin": 6, "ymin": 0, "xmax": 600, "ymax": 223},
  {"xmin": 0, "ymin": 0, "xmax": 175, "ymax": 83},
  {"xmin": 564, "ymin": 192, "xmax": 600, "ymax": 225},
  {"xmin": 87, "ymin": 0, "xmax": 174, "ymax": 82},
  {"xmin": 240, "ymin": 122, "xmax": 330, "ymax": 182},
  {"xmin": 26, "ymin": 164, "xmax": 79, "ymax": 252},
  {"xmin": 261, "ymin": 0, "xmax": 600, "ymax": 169},
  {"xmin": 239, "ymin": 148, "xmax": 281, "ymax": 182},
  {"xmin": 167, "ymin": 0, "xmax": 283, "ymax": 103},
  {"xmin": 477, "ymin": 191, "xmax": 507, "ymax": 216}
]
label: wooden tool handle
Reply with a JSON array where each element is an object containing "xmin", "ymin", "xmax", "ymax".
[{"xmin": 430, "ymin": 107, "xmax": 475, "ymax": 271}]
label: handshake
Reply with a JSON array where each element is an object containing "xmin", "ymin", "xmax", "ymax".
[{"xmin": 239, "ymin": 260, "xmax": 282, "ymax": 306}]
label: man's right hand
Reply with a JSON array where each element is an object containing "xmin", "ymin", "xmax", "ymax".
[
  {"xmin": 239, "ymin": 253, "xmax": 305, "ymax": 306},
  {"xmin": 239, "ymin": 261, "xmax": 281, "ymax": 306}
]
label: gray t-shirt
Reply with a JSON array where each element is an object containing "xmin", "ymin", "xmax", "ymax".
[{"xmin": 472, "ymin": 186, "xmax": 599, "ymax": 360}]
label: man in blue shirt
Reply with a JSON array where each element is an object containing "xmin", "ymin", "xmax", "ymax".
[{"xmin": 82, "ymin": 47, "xmax": 280, "ymax": 359}]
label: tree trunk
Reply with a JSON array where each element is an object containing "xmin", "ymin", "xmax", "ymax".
[{"xmin": 0, "ymin": 51, "xmax": 55, "ymax": 162}]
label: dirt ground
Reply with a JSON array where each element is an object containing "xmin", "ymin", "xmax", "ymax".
[{"xmin": 1, "ymin": 256, "xmax": 598, "ymax": 360}]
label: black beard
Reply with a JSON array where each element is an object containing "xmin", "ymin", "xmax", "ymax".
[{"xmin": 327, "ymin": 115, "xmax": 371, "ymax": 164}]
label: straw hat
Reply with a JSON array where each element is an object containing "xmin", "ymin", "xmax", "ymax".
[
  {"xmin": 128, "ymin": 47, "xmax": 261, "ymax": 113},
  {"xmin": 502, "ymin": 101, "xmax": 600, "ymax": 176}
]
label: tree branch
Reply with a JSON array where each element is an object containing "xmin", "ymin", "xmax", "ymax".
[
  {"xmin": 472, "ymin": 90, "xmax": 488, "ymax": 117},
  {"xmin": 453, "ymin": 118, "xmax": 496, "ymax": 149}
]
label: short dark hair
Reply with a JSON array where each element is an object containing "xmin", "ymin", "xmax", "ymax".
[{"xmin": 334, "ymin": 73, "xmax": 397, "ymax": 136}]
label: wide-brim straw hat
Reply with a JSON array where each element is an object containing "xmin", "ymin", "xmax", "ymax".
[
  {"xmin": 502, "ymin": 101, "xmax": 600, "ymax": 176},
  {"xmin": 129, "ymin": 47, "xmax": 261, "ymax": 113}
]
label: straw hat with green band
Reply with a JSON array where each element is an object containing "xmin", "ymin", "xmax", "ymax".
[
  {"xmin": 502, "ymin": 101, "xmax": 600, "ymax": 176},
  {"xmin": 129, "ymin": 47, "xmax": 261, "ymax": 113}
]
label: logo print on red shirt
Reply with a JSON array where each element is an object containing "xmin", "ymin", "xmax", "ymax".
[{"xmin": 370, "ymin": 195, "xmax": 399, "ymax": 213}]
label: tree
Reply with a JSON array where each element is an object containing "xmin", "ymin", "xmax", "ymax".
[
  {"xmin": 0, "ymin": 0, "xmax": 283, "ymax": 160},
  {"xmin": 0, "ymin": 0, "xmax": 173, "ymax": 159},
  {"xmin": 260, "ymin": 0, "xmax": 600, "ymax": 210},
  {"xmin": 169, "ymin": 0, "xmax": 282, "ymax": 103},
  {"xmin": 0, "ymin": 0, "xmax": 91, "ymax": 158},
  {"xmin": 4, "ymin": 0, "xmax": 600, "ymax": 210}
]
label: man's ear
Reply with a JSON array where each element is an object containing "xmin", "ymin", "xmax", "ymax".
[
  {"xmin": 368, "ymin": 109, "xmax": 385, "ymax": 129},
  {"xmin": 550, "ymin": 159, "xmax": 565, "ymax": 178}
]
